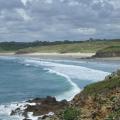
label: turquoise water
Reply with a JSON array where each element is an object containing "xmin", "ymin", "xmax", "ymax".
[
  {"xmin": 0, "ymin": 56, "xmax": 120, "ymax": 120},
  {"xmin": 0, "ymin": 57, "xmax": 72, "ymax": 103}
]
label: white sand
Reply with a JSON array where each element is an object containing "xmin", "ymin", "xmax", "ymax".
[
  {"xmin": 18, "ymin": 52, "xmax": 95, "ymax": 59},
  {"xmin": 0, "ymin": 52, "xmax": 120, "ymax": 60},
  {"xmin": 0, "ymin": 53, "xmax": 15, "ymax": 56}
]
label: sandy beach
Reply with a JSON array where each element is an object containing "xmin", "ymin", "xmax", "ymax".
[
  {"xmin": 0, "ymin": 52, "xmax": 120, "ymax": 61},
  {"xmin": 16, "ymin": 52, "xmax": 95, "ymax": 59},
  {"xmin": 0, "ymin": 52, "xmax": 15, "ymax": 56}
]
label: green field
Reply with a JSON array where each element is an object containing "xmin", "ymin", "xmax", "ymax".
[
  {"xmin": 0, "ymin": 40, "xmax": 120, "ymax": 53},
  {"xmin": 16, "ymin": 40, "xmax": 120, "ymax": 53}
]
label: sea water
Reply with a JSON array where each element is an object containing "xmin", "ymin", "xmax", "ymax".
[{"xmin": 0, "ymin": 56, "xmax": 120, "ymax": 120}]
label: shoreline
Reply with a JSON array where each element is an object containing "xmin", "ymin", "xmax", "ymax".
[
  {"xmin": 93, "ymin": 57, "xmax": 120, "ymax": 61},
  {"xmin": 17, "ymin": 52, "xmax": 95, "ymax": 59},
  {"xmin": 0, "ymin": 52, "xmax": 120, "ymax": 61},
  {"xmin": 0, "ymin": 52, "xmax": 15, "ymax": 56}
]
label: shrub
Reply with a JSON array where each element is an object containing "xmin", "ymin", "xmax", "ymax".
[{"xmin": 63, "ymin": 107, "xmax": 80, "ymax": 120}]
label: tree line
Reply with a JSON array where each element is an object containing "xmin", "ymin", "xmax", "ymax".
[{"xmin": 0, "ymin": 39, "xmax": 119, "ymax": 51}]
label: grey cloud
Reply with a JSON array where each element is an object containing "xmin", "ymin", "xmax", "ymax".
[
  {"xmin": 0, "ymin": 0, "xmax": 120, "ymax": 41},
  {"xmin": 0, "ymin": 0, "xmax": 24, "ymax": 10}
]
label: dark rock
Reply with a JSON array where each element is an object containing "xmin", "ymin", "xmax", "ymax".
[
  {"xmin": 41, "ymin": 115, "xmax": 48, "ymax": 119},
  {"xmin": 10, "ymin": 108, "xmax": 21, "ymax": 116},
  {"xmin": 15, "ymin": 50, "xmax": 32, "ymax": 54},
  {"xmin": 93, "ymin": 51, "xmax": 120, "ymax": 58},
  {"xmin": 10, "ymin": 110, "xmax": 16, "ymax": 116},
  {"xmin": 11, "ymin": 96, "xmax": 68, "ymax": 118},
  {"xmin": 23, "ymin": 118, "xmax": 32, "ymax": 120}
]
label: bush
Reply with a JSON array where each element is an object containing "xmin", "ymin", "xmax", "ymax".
[{"xmin": 63, "ymin": 107, "xmax": 80, "ymax": 120}]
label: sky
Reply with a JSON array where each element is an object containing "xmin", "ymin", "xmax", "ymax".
[{"xmin": 0, "ymin": 0, "xmax": 120, "ymax": 42}]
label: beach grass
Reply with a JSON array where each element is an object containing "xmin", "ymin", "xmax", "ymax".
[
  {"xmin": 16, "ymin": 40, "xmax": 120, "ymax": 53},
  {"xmin": 99, "ymin": 46, "xmax": 120, "ymax": 52}
]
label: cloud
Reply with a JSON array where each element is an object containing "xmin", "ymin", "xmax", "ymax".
[
  {"xmin": 0, "ymin": 0, "xmax": 24, "ymax": 10},
  {"xmin": 75, "ymin": 28, "xmax": 96, "ymax": 35},
  {"xmin": 0, "ymin": 0, "xmax": 120, "ymax": 41},
  {"xmin": 16, "ymin": 8, "xmax": 31, "ymax": 21}
]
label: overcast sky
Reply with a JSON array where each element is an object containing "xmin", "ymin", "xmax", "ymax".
[{"xmin": 0, "ymin": 0, "xmax": 120, "ymax": 41}]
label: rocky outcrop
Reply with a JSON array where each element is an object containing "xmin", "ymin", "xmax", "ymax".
[
  {"xmin": 10, "ymin": 96, "xmax": 68, "ymax": 119},
  {"xmin": 25, "ymin": 96, "xmax": 68, "ymax": 116},
  {"xmin": 93, "ymin": 46, "xmax": 120, "ymax": 58},
  {"xmin": 93, "ymin": 51, "xmax": 120, "ymax": 57}
]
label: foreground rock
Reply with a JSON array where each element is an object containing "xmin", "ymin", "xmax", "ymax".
[
  {"xmin": 26, "ymin": 96, "xmax": 68, "ymax": 116},
  {"xmin": 10, "ymin": 96, "xmax": 68, "ymax": 119}
]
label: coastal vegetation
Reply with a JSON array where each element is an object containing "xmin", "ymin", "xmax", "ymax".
[
  {"xmin": 63, "ymin": 107, "xmax": 80, "ymax": 120},
  {"xmin": 82, "ymin": 70, "xmax": 120, "ymax": 95},
  {"xmin": 0, "ymin": 39, "xmax": 120, "ymax": 54},
  {"xmin": 16, "ymin": 40, "xmax": 120, "ymax": 54}
]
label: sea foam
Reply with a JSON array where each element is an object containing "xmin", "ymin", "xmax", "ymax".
[
  {"xmin": 0, "ymin": 102, "xmax": 54, "ymax": 120},
  {"xmin": 45, "ymin": 68, "xmax": 81, "ymax": 101},
  {"xmin": 22, "ymin": 58, "xmax": 110, "ymax": 101},
  {"xmin": 0, "ymin": 102, "xmax": 37, "ymax": 120},
  {"xmin": 23, "ymin": 59, "xmax": 110, "ymax": 81}
]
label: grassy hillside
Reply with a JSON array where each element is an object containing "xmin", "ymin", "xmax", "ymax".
[
  {"xmin": 82, "ymin": 70, "xmax": 120, "ymax": 95},
  {"xmin": 99, "ymin": 46, "xmax": 120, "ymax": 52},
  {"xmin": 16, "ymin": 40, "xmax": 120, "ymax": 53},
  {"xmin": 0, "ymin": 40, "xmax": 119, "ymax": 54}
]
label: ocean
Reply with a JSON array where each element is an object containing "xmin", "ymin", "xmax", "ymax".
[{"xmin": 0, "ymin": 56, "xmax": 120, "ymax": 120}]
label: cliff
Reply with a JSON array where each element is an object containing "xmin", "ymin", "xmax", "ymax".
[{"xmin": 93, "ymin": 46, "xmax": 120, "ymax": 57}]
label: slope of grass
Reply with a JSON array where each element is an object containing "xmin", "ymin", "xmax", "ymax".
[
  {"xmin": 99, "ymin": 46, "xmax": 120, "ymax": 52},
  {"xmin": 82, "ymin": 70, "xmax": 120, "ymax": 96},
  {"xmin": 0, "ymin": 47, "xmax": 14, "ymax": 53},
  {"xmin": 16, "ymin": 40, "xmax": 120, "ymax": 53}
]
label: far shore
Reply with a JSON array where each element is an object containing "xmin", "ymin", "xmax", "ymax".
[
  {"xmin": 18, "ymin": 52, "xmax": 96, "ymax": 59},
  {"xmin": 0, "ymin": 52, "xmax": 120, "ymax": 61},
  {"xmin": 0, "ymin": 52, "xmax": 15, "ymax": 56}
]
